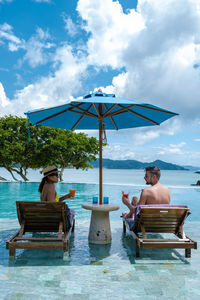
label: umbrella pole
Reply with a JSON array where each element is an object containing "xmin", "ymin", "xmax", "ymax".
[{"xmin": 99, "ymin": 113, "xmax": 103, "ymax": 205}]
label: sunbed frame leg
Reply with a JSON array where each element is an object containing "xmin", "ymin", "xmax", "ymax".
[
  {"xmin": 123, "ymin": 221, "xmax": 126, "ymax": 233},
  {"xmin": 135, "ymin": 241, "xmax": 140, "ymax": 257},
  {"xmin": 185, "ymin": 249, "xmax": 191, "ymax": 258},
  {"xmin": 72, "ymin": 219, "xmax": 75, "ymax": 233},
  {"xmin": 9, "ymin": 246, "xmax": 16, "ymax": 258}
]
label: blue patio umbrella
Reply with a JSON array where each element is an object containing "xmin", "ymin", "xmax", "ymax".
[{"xmin": 25, "ymin": 90, "xmax": 178, "ymax": 204}]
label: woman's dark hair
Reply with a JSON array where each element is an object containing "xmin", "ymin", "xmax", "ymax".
[
  {"xmin": 145, "ymin": 166, "xmax": 161, "ymax": 180},
  {"xmin": 38, "ymin": 177, "xmax": 48, "ymax": 193}
]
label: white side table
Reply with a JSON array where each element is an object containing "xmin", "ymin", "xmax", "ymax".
[{"xmin": 82, "ymin": 202, "xmax": 120, "ymax": 244}]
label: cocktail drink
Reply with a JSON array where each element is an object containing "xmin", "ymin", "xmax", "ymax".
[
  {"xmin": 122, "ymin": 191, "xmax": 129, "ymax": 199},
  {"xmin": 69, "ymin": 189, "xmax": 76, "ymax": 198}
]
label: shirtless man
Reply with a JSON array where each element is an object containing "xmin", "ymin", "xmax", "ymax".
[{"xmin": 122, "ymin": 166, "xmax": 170, "ymax": 218}]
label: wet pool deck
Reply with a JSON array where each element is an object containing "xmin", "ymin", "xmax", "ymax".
[{"xmin": 0, "ymin": 219, "xmax": 199, "ymax": 300}]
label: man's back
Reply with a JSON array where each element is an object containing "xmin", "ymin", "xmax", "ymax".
[
  {"xmin": 139, "ymin": 182, "xmax": 170, "ymax": 205},
  {"xmin": 122, "ymin": 166, "xmax": 171, "ymax": 218}
]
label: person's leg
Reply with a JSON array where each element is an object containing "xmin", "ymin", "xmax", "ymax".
[
  {"xmin": 131, "ymin": 196, "xmax": 139, "ymax": 206},
  {"xmin": 65, "ymin": 206, "xmax": 74, "ymax": 229}
]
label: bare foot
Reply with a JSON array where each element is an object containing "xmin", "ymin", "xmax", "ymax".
[{"xmin": 124, "ymin": 212, "xmax": 135, "ymax": 218}]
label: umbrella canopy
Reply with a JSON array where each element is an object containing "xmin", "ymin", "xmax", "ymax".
[{"xmin": 25, "ymin": 91, "xmax": 178, "ymax": 204}]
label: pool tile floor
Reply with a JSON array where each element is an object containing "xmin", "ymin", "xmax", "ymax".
[{"xmin": 0, "ymin": 219, "xmax": 199, "ymax": 299}]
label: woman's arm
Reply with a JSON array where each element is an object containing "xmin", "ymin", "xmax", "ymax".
[{"xmin": 59, "ymin": 193, "xmax": 71, "ymax": 202}]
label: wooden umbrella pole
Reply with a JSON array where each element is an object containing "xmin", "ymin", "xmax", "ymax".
[{"xmin": 99, "ymin": 104, "xmax": 103, "ymax": 205}]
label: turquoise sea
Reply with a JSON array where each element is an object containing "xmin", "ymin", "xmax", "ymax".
[{"xmin": 0, "ymin": 168, "xmax": 200, "ymax": 299}]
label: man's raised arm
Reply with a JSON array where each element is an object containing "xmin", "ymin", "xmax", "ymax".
[{"xmin": 137, "ymin": 189, "xmax": 148, "ymax": 205}]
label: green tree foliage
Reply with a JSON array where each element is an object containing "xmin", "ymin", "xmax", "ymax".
[
  {"xmin": 0, "ymin": 115, "xmax": 38, "ymax": 181},
  {"xmin": 0, "ymin": 115, "xmax": 99, "ymax": 181},
  {"xmin": 35, "ymin": 126, "xmax": 99, "ymax": 181}
]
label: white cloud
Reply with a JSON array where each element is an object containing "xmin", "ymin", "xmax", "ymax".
[
  {"xmin": 63, "ymin": 16, "xmax": 78, "ymax": 37},
  {"xmin": 1, "ymin": 0, "xmax": 200, "ymax": 167},
  {"xmin": 157, "ymin": 147, "xmax": 200, "ymax": 166},
  {"xmin": 0, "ymin": 82, "xmax": 10, "ymax": 108},
  {"xmin": 0, "ymin": 24, "xmax": 54, "ymax": 67},
  {"xmin": 157, "ymin": 141, "xmax": 186, "ymax": 156},
  {"xmin": 103, "ymin": 144, "xmax": 136, "ymax": 160},
  {"xmin": 115, "ymin": 0, "xmax": 200, "ymax": 121},
  {"xmin": 2, "ymin": 0, "xmax": 200, "ymax": 122},
  {"xmin": 77, "ymin": 0, "xmax": 145, "ymax": 68},
  {"xmin": 169, "ymin": 142, "xmax": 186, "ymax": 148},
  {"xmin": 0, "ymin": 45, "xmax": 88, "ymax": 116},
  {"xmin": 195, "ymin": 139, "xmax": 200, "ymax": 142},
  {"xmin": 125, "ymin": 118, "xmax": 180, "ymax": 147},
  {"xmin": 0, "ymin": 23, "xmax": 24, "ymax": 51},
  {"xmin": 20, "ymin": 27, "xmax": 55, "ymax": 68},
  {"xmin": 76, "ymin": 0, "xmax": 200, "ymax": 121}
]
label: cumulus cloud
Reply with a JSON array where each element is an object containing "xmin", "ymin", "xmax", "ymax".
[
  {"xmin": 0, "ymin": 23, "xmax": 54, "ymax": 67},
  {"xmin": 157, "ymin": 142, "xmax": 186, "ymax": 156},
  {"xmin": 0, "ymin": 82, "xmax": 10, "ymax": 108},
  {"xmin": 77, "ymin": 0, "xmax": 145, "ymax": 68},
  {"xmin": 154, "ymin": 141, "xmax": 200, "ymax": 165},
  {"xmin": 0, "ymin": 44, "xmax": 88, "ymax": 116},
  {"xmin": 97, "ymin": 116, "xmax": 185, "ymax": 163},
  {"xmin": 76, "ymin": 0, "xmax": 200, "ymax": 122},
  {"xmin": 2, "ymin": 0, "xmax": 200, "ymax": 120},
  {"xmin": 1, "ymin": 0, "xmax": 200, "ymax": 166},
  {"xmin": 103, "ymin": 144, "xmax": 136, "ymax": 160},
  {"xmin": 124, "ymin": 118, "xmax": 180, "ymax": 147},
  {"xmin": 63, "ymin": 16, "xmax": 79, "ymax": 37},
  {"xmin": 0, "ymin": 23, "xmax": 24, "ymax": 51},
  {"xmin": 19, "ymin": 27, "xmax": 55, "ymax": 67},
  {"xmin": 116, "ymin": 0, "xmax": 200, "ymax": 120}
]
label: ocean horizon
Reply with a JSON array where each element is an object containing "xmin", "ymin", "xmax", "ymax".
[{"xmin": 0, "ymin": 167, "xmax": 200, "ymax": 188}]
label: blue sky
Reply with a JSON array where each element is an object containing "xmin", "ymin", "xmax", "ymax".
[{"xmin": 0, "ymin": 0, "xmax": 200, "ymax": 167}]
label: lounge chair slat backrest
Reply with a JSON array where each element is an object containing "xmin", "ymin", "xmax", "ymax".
[
  {"xmin": 137, "ymin": 207, "xmax": 190, "ymax": 234},
  {"xmin": 122, "ymin": 205, "xmax": 196, "ymax": 258},
  {"xmin": 16, "ymin": 201, "xmax": 67, "ymax": 233}
]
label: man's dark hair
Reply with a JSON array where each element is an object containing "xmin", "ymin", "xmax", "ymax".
[{"xmin": 145, "ymin": 166, "xmax": 161, "ymax": 180}]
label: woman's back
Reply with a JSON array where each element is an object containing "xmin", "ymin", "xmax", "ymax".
[{"xmin": 40, "ymin": 182, "xmax": 58, "ymax": 202}]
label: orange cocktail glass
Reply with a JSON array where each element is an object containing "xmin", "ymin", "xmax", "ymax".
[{"xmin": 69, "ymin": 189, "xmax": 76, "ymax": 198}]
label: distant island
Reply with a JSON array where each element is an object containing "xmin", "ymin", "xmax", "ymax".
[
  {"xmin": 91, "ymin": 159, "xmax": 189, "ymax": 170},
  {"xmin": 183, "ymin": 165, "xmax": 200, "ymax": 172}
]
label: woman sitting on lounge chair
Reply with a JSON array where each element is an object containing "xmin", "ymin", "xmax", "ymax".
[{"xmin": 39, "ymin": 165, "xmax": 74, "ymax": 228}]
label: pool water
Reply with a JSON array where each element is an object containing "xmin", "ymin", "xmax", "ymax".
[{"xmin": 0, "ymin": 173, "xmax": 200, "ymax": 299}]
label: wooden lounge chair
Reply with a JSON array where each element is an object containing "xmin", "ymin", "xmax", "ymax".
[
  {"xmin": 122, "ymin": 205, "xmax": 197, "ymax": 258},
  {"xmin": 6, "ymin": 201, "xmax": 75, "ymax": 258}
]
